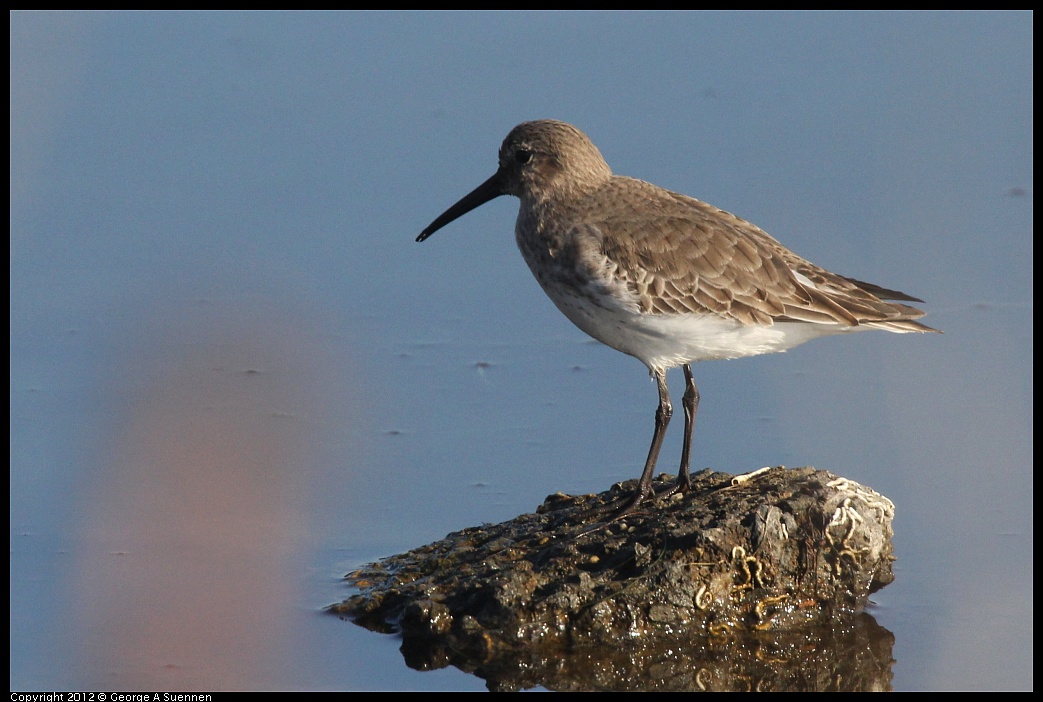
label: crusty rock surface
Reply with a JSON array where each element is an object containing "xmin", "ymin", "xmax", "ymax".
[{"xmin": 332, "ymin": 467, "xmax": 897, "ymax": 690}]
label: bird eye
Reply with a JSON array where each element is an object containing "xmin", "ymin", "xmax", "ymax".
[{"xmin": 514, "ymin": 149, "xmax": 533, "ymax": 164}]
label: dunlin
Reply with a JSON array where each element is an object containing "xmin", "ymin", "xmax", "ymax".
[{"xmin": 417, "ymin": 120, "xmax": 939, "ymax": 511}]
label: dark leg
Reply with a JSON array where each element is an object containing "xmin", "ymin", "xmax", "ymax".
[
  {"xmin": 667, "ymin": 364, "xmax": 699, "ymax": 495},
  {"xmin": 617, "ymin": 368, "xmax": 672, "ymax": 513},
  {"xmin": 679, "ymin": 364, "xmax": 700, "ymax": 490}
]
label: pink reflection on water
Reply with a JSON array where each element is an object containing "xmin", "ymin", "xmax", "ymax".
[{"xmin": 77, "ymin": 301, "xmax": 347, "ymax": 690}]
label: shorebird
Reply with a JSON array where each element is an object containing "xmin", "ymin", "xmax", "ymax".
[{"xmin": 417, "ymin": 120, "xmax": 939, "ymax": 512}]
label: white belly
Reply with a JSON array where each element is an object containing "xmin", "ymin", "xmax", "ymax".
[{"xmin": 541, "ymin": 280, "xmax": 855, "ymax": 373}]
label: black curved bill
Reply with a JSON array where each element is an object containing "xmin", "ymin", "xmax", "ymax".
[{"xmin": 416, "ymin": 170, "xmax": 508, "ymax": 242}]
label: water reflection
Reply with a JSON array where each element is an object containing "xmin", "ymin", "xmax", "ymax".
[
  {"xmin": 75, "ymin": 299, "xmax": 345, "ymax": 690},
  {"xmin": 403, "ymin": 613, "xmax": 894, "ymax": 692}
]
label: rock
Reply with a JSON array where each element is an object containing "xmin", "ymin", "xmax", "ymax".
[{"xmin": 330, "ymin": 466, "xmax": 897, "ymax": 690}]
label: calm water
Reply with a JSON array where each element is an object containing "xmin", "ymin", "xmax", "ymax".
[{"xmin": 11, "ymin": 11, "xmax": 1032, "ymax": 691}]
